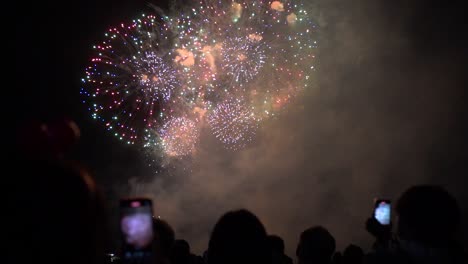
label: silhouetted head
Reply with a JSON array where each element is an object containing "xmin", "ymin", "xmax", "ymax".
[
  {"xmin": 296, "ymin": 226, "xmax": 335, "ymax": 264},
  {"xmin": 16, "ymin": 118, "xmax": 80, "ymax": 159},
  {"xmin": 208, "ymin": 209, "xmax": 269, "ymax": 264},
  {"xmin": 171, "ymin": 239, "xmax": 191, "ymax": 264},
  {"xmin": 396, "ymin": 185, "xmax": 460, "ymax": 247},
  {"xmin": 153, "ymin": 218, "xmax": 175, "ymax": 259},
  {"xmin": 268, "ymin": 235, "xmax": 285, "ymax": 254},
  {"xmin": 173, "ymin": 239, "xmax": 191, "ymax": 255},
  {"xmin": 342, "ymin": 244, "xmax": 364, "ymax": 264}
]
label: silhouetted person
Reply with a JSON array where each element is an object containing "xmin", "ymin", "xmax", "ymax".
[
  {"xmin": 366, "ymin": 185, "xmax": 465, "ymax": 263},
  {"xmin": 342, "ymin": 244, "xmax": 363, "ymax": 264},
  {"xmin": 13, "ymin": 119, "xmax": 108, "ymax": 264},
  {"xmin": 16, "ymin": 159, "xmax": 108, "ymax": 264},
  {"xmin": 331, "ymin": 252, "xmax": 342, "ymax": 264},
  {"xmin": 153, "ymin": 218, "xmax": 175, "ymax": 264},
  {"xmin": 207, "ymin": 209, "xmax": 269, "ymax": 264},
  {"xmin": 268, "ymin": 235, "xmax": 293, "ymax": 264},
  {"xmin": 170, "ymin": 239, "xmax": 204, "ymax": 264},
  {"xmin": 296, "ymin": 226, "xmax": 336, "ymax": 264},
  {"xmin": 202, "ymin": 250, "xmax": 209, "ymax": 264},
  {"xmin": 16, "ymin": 117, "xmax": 80, "ymax": 159},
  {"xmin": 171, "ymin": 239, "xmax": 191, "ymax": 264}
]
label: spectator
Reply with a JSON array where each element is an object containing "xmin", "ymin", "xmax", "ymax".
[
  {"xmin": 366, "ymin": 185, "xmax": 466, "ymax": 263},
  {"xmin": 16, "ymin": 158, "xmax": 108, "ymax": 264},
  {"xmin": 207, "ymin": 209, "xmax": 269, "ymax": 264},
  {"xmin": 202, "ymin": 250, "xmax": 209, "ymax": 264},
  {"xmin": 171, "ymin": 239, "xmax": 204, "ymax": 264},
  {"xmin": 153, "ymin": 218, "xmax": 175, "ymax": 264},
  {"xmin": 342, "ymin": 244, "xmax": 363, "ymax": 264},
  {"xmin": 16, "ymin": 117, "xmax": 80, "ymax": 160},
  {"xmin": 171, "ymin": 239, "xmax": 191, "ymax": 264},
  {"xmin": 331, "ymin": 252, "xmax": 342, "ymax": 264},
  {"xmin": 268, "ymin": 235, "xmax": 293, "ymax": 264},
  {"xmin": 13, "ymin": 119, "xmax": 108, "ymax": 264},
  {"xmin": 296, "ymin": 226, "xmax": 336, "ymax": 264},
  {"xmin": 396, "ymin": 185, "xmax": 460, "ymax": 247}
]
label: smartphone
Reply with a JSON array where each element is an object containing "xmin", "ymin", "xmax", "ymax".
[
  {"xmin": 373, "ymin": 199, "xmax": 391, "ymax": 225},
  {"xmin": 120, "ymin": 198, "xmax": 154, "ymax": 262}
]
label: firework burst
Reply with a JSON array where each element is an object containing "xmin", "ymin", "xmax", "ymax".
[
  {"xmin": 207, "ymin": 98, "xmax": 258, "ymax": 150},
  {"xmin": 159, "ymin": 116, "xmax": 201, "ymax": 156},
  {"xmin": 80, "ymin": 14, "xmax": 176, "ymax": 144},
  {"xmin": 81, "ymin": 1, "xmax": 318, "ymax": 155},
  {"xmin": 220, "ymin": 35, "xmax": 267, "ymax": 88}
]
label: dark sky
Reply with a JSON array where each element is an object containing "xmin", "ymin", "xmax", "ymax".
[
  {"xmin": 15, "ymin": 0, "xmax": 172, "ymax": 178},
  {"xmin": 16, "ymin": 0, "xmax": 468, "ymax": 254}
]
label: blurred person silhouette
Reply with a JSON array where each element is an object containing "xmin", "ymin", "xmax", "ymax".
[
  {"xmin": 366, "ymin": 185, "xmax": 465, "ymax": 263},
  {"xmin": 296, "ymin": 226, "xmax": 336, "ymax": 264},
  {"xmin": 16, "ymin": 117, "xmax": 80, "ymax": 160},
  {"xmin": 12, "ymin": 118, "xmax": 108, "ymax": 264},
  {"xmin": 207, "ymin": 209, "xmax": 269, "ymax": 264},
  {"xmin": 171, "ymin": 239, "xmax": 191, "ymax": 264},
  {"xmin": 341, "ymin": 244, "xmax": 363, "ymax": 264},
  {"xmin": 331, "ymin": 252, "xmax": 342, "ymax": 264},
  {"xmin": 202, "ymin": 249, "xmax": 208, "ymax": 264},
  {"xmin": 14, "ymin": 159, "xmax": 108, "ymax": 264},
  {"xmin": 171, "ymin": 239, "xmax": 203, "ymax": 264},
  {"xmin": 268, "ymin": 235, "xmax": 293, "ymax": 264},
  {"xmin": 153, "ymin": 218, "xmax": 175, "ymax": 264},
  {"xmin": 172, "ymin": 239, "xmax": 203, "ymax": 264}
]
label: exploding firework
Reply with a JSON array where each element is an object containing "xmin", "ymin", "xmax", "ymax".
[
  {"xmin": 207, "ymin": 98, "xmax": 258, "ymax": 150},
  {"xmin": 137, "ymin": 51, "xmax": 178, "ymax": 101},
  {"xmin": 170, "ymin": 0, "xmax": 317, "ymax": 110},
  {"xmin": 220, "ymin": 35, "xmax": 267, "ymax": 88},
  {"xmin": 245, "ymin": 1, "xmax": 318, "ymax": 117},
  {"xmin": 81, "ymin": 1, "xmax": 318, "ymax": 154},
  {"xmin": 80, "ymin": 15, "xmax": 176, "ymax": 144},
  {"xmin": 159, "ymin": 116, "xmax": 201, "ymax": 156}
]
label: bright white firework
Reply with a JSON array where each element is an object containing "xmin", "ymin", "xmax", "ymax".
[
  {"xmin": 221, "ymin": 35, "xmax": 267, "ymax": 87},
  {"xmin": 207, "ymin": 98, "xmax": 259, "ymax": 150}
]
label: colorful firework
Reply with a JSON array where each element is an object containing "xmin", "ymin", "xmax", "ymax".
[
  {"xmin": 220, "ymin": 35, "xmax": 267, "ymax": 88},
  {"xmin": 159, "ymin": 116, "xmax": 201, "ymax": 156},
  {"xmin": 207, "ymin": 98, "xmax": 259, "ymax": 150},
  {"xmin": 80, "ymin": 14, "xmax": 175, "ymax": 145},
  {"xmin": 137, "ymin": 51, "xmax": 178, "ymax": 101},
  {"xmin": 169, "ymin": 0, "xmax": 317, "ymax": 109},
  {"xmin": 81, "ymin": 1, "xmax": 318, "ymax": 155}
]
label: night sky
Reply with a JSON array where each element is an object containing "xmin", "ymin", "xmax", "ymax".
[{"xmin": 16, "ymin": 0, "xmax": 468, "ymax": 254}]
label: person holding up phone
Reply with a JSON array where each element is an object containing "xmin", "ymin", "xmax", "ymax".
[
  {"xmin": 365, "ymin": 186, "xmax": 465, "ymax": 264},
  {"xmin": 366, "ymin": 199, "xmax": 393, "ymax": 249},
  {"xmin": 119, "ymin": 198, "xmax": 155, "ymax": 264}
]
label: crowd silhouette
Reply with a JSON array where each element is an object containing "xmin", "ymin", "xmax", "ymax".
[{"xmin": 14, "ymin": 119, "xmax": 466, "ymax": 264}]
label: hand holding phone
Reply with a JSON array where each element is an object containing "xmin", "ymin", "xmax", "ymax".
[
  {"xmin": 373, "ymin": 199, "xmax": 391, "ymax": 225},
  {"xmin": 120, "ymin": 198, "xmax": 154, "ymax": 263},
  {"xmin": 366, "ymin": 199, "xmax": 392, "ymax": 243}
]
